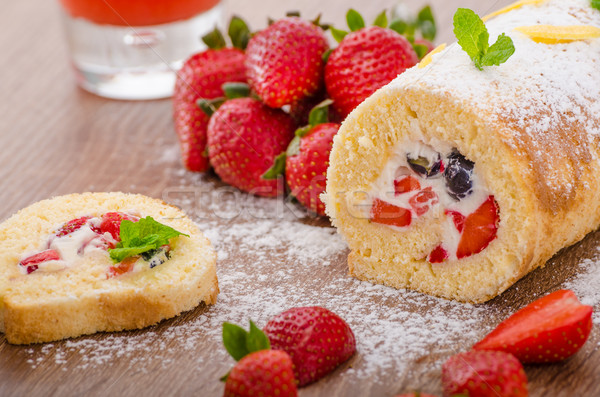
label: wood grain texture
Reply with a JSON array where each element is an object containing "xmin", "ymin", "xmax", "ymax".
[{"xmin": 1, "ymin": 0, "xmax": 599, "ymax": 396}]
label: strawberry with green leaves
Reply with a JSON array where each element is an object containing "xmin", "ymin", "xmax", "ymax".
[
  {"xmin": 264, "ymin": 100, "xmax": 340, "ymax": 215},
  {"xmin": 325, "ymin": 10, "xmax": 419, "ymax": 117},
  {"xmin": 262, "ymin": 306, "xmax": 356, "ymax": 386},
  {"xmin": 173, "ymin": 18, "xmax": 250, "ymax": 172},
  {"xmin": 245, "ymin": 16, "xmax": 329, "ymax": 108},
  {"xmin": 473, "ymin": 289, "xmax": 593, "ymax": 363},
  {"xmin": 206, "ymin": 97, "xmax": 295, "ymax": 197},
  {"xmin": 221, "ymin": 321, "xmax": 297, "ymax": 397},
  {"xmin": 442, "ymin": 350, "xmax": 528, "ymax": 397}
]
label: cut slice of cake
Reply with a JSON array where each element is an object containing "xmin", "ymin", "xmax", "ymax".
[{"xmin": 0, "ymin": 192, "xmax": 218, "ymax": 344}]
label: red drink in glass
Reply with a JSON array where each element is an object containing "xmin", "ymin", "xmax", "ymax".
[{"xmin": 58, "ymin": 0, "xmax": 222, "ymax": 100}]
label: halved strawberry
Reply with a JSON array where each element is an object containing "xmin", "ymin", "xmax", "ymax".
[
  {"xmin": 456, "ymin": 196, "xmax": 499, "ymax": 259},
  {"xmin": 107, "ymin": 256, "xmax": 137, "ymax": 278},
  {"xmin": 99, "ymin": 212, "xmax": 139, "ymax": 243},
  {"xmin": 408, "ymin": 187, "xmax": 438, "ymax": 216},
  {"xmin": 427, "ymin": 244, "xmax": 448, "ymax": 264},
  {"xmin": 19, "ymin": 249, "xmax": 61, "ymax": 274},
  {"xmin": 445, "ymin": 210, "xmax": 466, "ymax": 233},
  {"xmin": 473, "ymin": 289, "xmax": 593, "ymax": 363},
  {"xmin": 55, "ymin": 216, "xmax": 93, "ymax": 237},
  {"xmin": 370, "ymin": 198, "xmax": 412, "ymax": 228},
  {"xmin": 394, "ymin": 175, "xmax": 420, "ymax": 195}
]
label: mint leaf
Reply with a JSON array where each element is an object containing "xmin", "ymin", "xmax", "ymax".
[
  {"xmin": 592, "ymin": 0, "xmax": 600, "ymax": 10},
  {"xmin": 453, "ymin": 8, "xmax": 514, "ymax": 70},
  {"xmin": 481, "ymin": 33, "xmax": 515, "ymax": 67},
  {"xmin": 108, "ymin": 217, "xmax": 188, "ymax": 262},
  {"xmin": 454, "ymin": 8, "xmax": 488, "ymax": 68}
]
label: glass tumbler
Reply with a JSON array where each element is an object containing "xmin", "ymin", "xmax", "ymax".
[{"xmin": 58, "ymin": 0, "xmax": 222, "ymax": 100}]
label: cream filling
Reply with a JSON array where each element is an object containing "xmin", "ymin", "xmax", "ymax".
[{"xmin": 368, "ymin": 139, "xmax": 493, "ymax": 261}]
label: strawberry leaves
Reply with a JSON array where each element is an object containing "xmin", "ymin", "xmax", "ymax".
[
  {"xmin": 346, "ymin": 9, "xmax": 365, "ymax": 31},
  {"xmin": 593, "ymin": 0, "xmax": 600, "ymax": 11},
  {"xmin": 223, "ymin": 320, "xmax": 271, "ymax": 362},
  {"xmin": 202, "ymin": 15, "xmax": 251, "ymax": 50},
  {"xmin": 453, "ymin": 8, "xmax": 515, "ymax": 70}
]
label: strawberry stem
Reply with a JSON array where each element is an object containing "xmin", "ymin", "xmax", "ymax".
[{"xmin": 202, "ymin": 27, "xmax": 226, "ymax": 50}]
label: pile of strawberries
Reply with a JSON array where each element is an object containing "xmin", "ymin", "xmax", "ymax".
[
  {"xmin": 219, "ymin": 290, "xmax": 593, "ymax": 397},
  {"xmin": 173, "ymin": 8, "xmax": 436, "ymax": 215}
]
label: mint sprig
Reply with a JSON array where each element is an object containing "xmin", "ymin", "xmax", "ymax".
[
  {"xmin": 453, "ymin": 8, "xmax": 515, "ymax": 70},
  {"xmin": 592, "ymin": 0, "xmax": 600, "ymax": 11},
  {"xmin": 108, "ymin": 216, "xmax": 188, "ymax": 262}
]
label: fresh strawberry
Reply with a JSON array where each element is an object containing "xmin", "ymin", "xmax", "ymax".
[
  {"xmin": 207, "ymin": 98, "xmax": 295, "ymax": 197},
  {"xmin": 19, "ymin": 249, "xmax": 61, "ymax": 274},
  {"xmin": 442, "ymin": 350, "xmax": 528, "ymax": 397},
  {"xmin": 394, "ymin": 175, "xmax": 421, "ymax": 195},
  {"xmin": 263, "ymin": 306, "xmax": 356, "ymax": 386},
  {"xmin": 445, "ymin": 210, "xmax": 466, "ymax": 233},
  {"xmin": 99, "ymin": 212, "xmax": 139, "ymax": 243},
  {"xmin": 427, "ymin": 244, "xmax": 448, "ymax": 264},
  {"xmin": 456, "ymin": 196, "xmax": 499, "ymax": 259},
  {"xmin": 224, "ymin": 350, "xmax": 297, "ymax": 397},
  {"xmin": 107, "ymin": 256, "xmax": 137, "ymax": 278},
  {"xmin": 55, "ymin": 216, "xmax": 93, "ymax": 237},
  {"xmin": 285, "ymin": 123, "xmax": 339, "ymax": 215},
  {"xmin": 473, "ymin": 289, "xmax": 593, "ymax": 363},
  {"xmin": 408, "ymin": 187, "xmax": 438, "ymax": 216},
  {"xmin": 325, "ymin": 24, "xmax": 418, "ymax": 117},
  {"xmin": 245, "ymin": 17, "xmax": 329, "ymax": 108},
  {"xmin": 370, "ymin": 198, "xmax": 412, "ymax": 228}
]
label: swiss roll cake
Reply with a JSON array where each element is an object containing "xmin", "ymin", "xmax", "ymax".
[{"xmin": 325, "ymin": 0, "xmax": 600, "ymax": 303}]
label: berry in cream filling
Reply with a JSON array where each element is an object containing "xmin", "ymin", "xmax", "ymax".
[{"xmin": 368, "ymin": 141, "xmax": 499, "ymax": 263}]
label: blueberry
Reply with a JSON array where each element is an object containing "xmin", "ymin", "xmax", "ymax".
[
  {"xmin": 444, "ymin": 149, "xmax": 474, "ymax": 201},
  {"xmin": 406, "ymin": 153, "xmax": 442, "ymax": 178}
]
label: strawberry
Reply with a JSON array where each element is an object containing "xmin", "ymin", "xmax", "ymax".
[
  {"xmin": 19, "ymin": 249, "xmax": 61, "ymax": 274},
  {"xmin": 173, "ymin": 18, "xmax": 250, "ymax": 172},
  {"xmin": 442, "ymin": 350, "xmax": 528, "ymax": 397},
  {"xmin": 106, "ymin": 256, "xmax": 137, "ymax": 278},
  {"xmin": 473, "ymin": 289, "xmax": 593, "ymax": 363},
  {"xmin": 263, "ymin": 306, "xmax": 356, "ymax": 386},
  {"xmin": 456, "ymin": 195, "xmax": 499, "ymax": 259},
  {"xmin": 394, "ymin": 175, "xmax": 421, "ymax": 195},
  {"xmin": 224, "ymin": 350, "xmax": 297, "ymax": 397},
  {"xmin": 207, "ymin": 98, "xmax": 294, "ymax": 197},
  {"xmin": 285, "ymin": 122, "xmax": 339, "ymax": 215},
  {"xmin": 325, "ymin": 14, "xmax": 418, "ymax": 117},
  {"xmin": 370, "ymin": 198, "xmax": 412, "ymax": 228},
  {"xmin": 99, "ymin": 212, "xmax": 139, "ymax": 242},
  {"xmin": 245, "ymin": 17, "xmax": 329, "ymax": 108},
  {"xmin": 408, "ymin": 187, "xmax": 438, "ymax": 216},
  {"xmin": 427, "ymin": 244, "xmax": 448, "ymax": 264},
  {"xmin": 55, "ymin": 216, "xmax": 93, "ymax": 237}
]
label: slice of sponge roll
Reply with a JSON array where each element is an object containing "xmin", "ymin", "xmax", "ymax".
[
  {"xmin": 0, "ymin": 192, "xmax": 218, "ymax": 344},
  {"xmin": 325, "ymin": 0, "xmax": 600, "ymax": 303}
]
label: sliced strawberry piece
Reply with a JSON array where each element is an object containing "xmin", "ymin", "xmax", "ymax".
[
  {"xmin": 445, "ymin": 210, "xmax": 466, "ymax": 233},
  {"xmin": 107, "ymin": 256, "xmax": 137, "ymax": 278},
  {"xmin": 394, "ymin": 175, "xmax": 421, "ymax": 195},
  {"xmin": 456, "ymin": 196, "xmax": 499, "ymax": 259},
  {"xmin": 100, "ymin": 212, "xmax": 139, "ymax": 242},
  {"xmin": 370, "ymin": 198, "xmax": 412, "ymax": 228},
  {"xmin": 19, "ymin": 249, "xmax": 61, "ymax": 274},
  {"xmin": 408, "ymin": 187, "xmax": 438, "ymax": 216},
  {"xmin": 55, "ymin": 216, "xmax": 93, "ymax": 237},
  {"xmin": 473, "ymin": 289, "xmax": 593, "ymax": 363},
  {"xmin": 427, "ymin": 244, "xmax": 448, "ymax": 263}
]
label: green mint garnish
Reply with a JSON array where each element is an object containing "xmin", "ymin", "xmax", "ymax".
[
  {"xmin": 592, "ymin": 0, "xmax": 600, "ymax": 11},
  {"xmin": 108, "ymin": 216, "xmax": 188, "ymax": 262},
  {"xmin": 453, "ymin": 8, "xmax": 515, "ymax": 70}
]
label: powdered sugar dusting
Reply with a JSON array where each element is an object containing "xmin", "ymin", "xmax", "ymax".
[{"xmin": 564, "ymin": 246, "xmax": 600, "ymax": 324}]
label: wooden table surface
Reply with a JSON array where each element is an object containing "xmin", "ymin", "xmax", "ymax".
[{"xmin": 2, "ymin": 0, "xmax": 599, "ymax": 396}]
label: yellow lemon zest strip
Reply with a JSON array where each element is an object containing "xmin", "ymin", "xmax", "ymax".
[
  {"xmin": 418, "ymin": 43, "xmax": 447, "ymax": 69},
  {"xmin": 482, "ymin": 0, "xmax": 548, "ymax": 22},
  {"xmin": 514, "ymin": 25, "xmax": 600, "ymax": 43}
]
